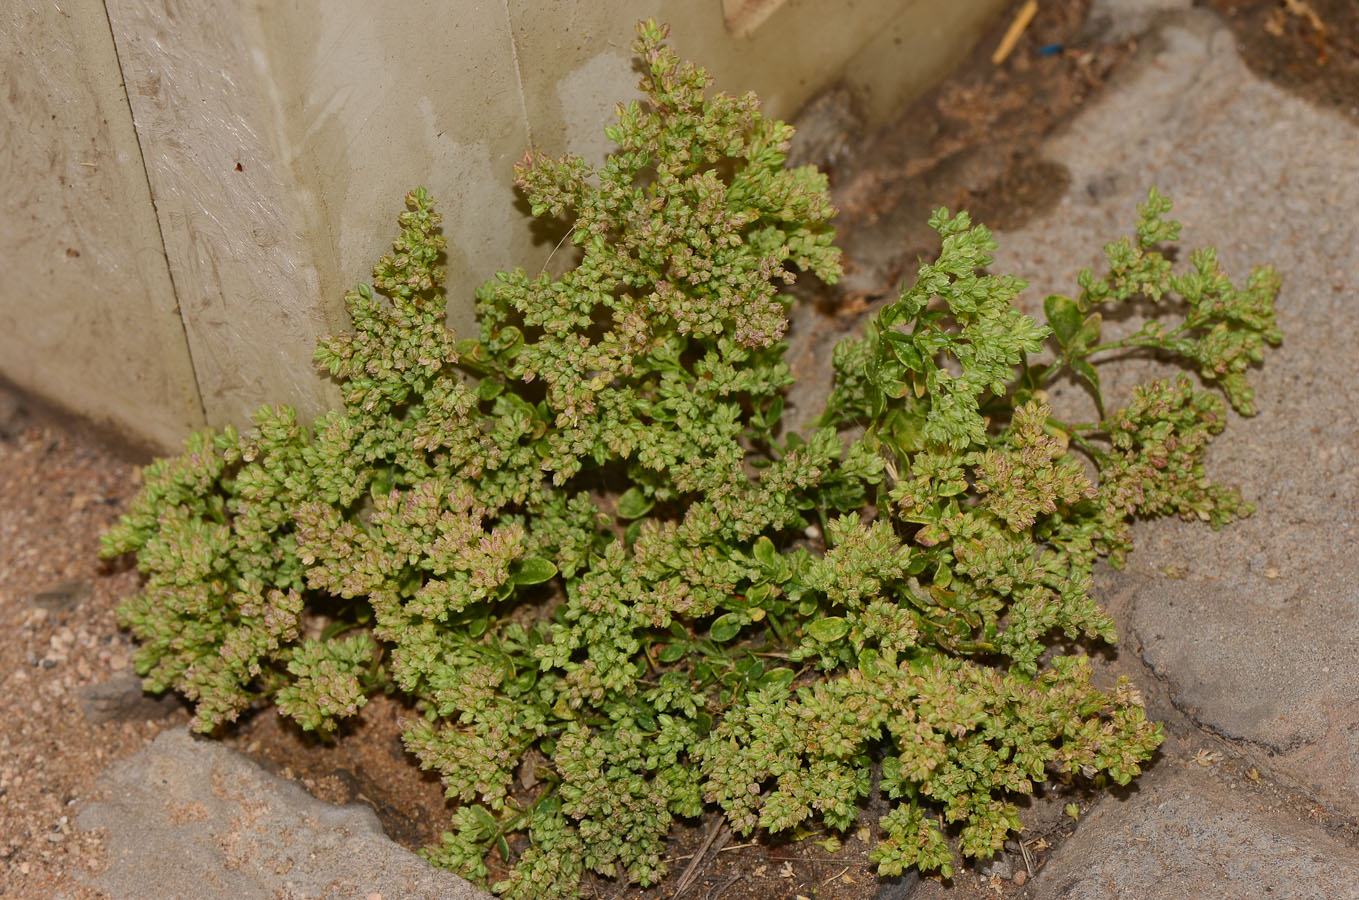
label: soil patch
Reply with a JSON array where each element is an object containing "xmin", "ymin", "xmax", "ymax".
[
  {"xmin": 1206, "ymin": 0, "xmax": 1359, "ymax": 118},
  {"xmin": 805, "ymin": 0, "xmax": 1134, "ymax": 300},
  {"xmin": 0, "ymin": 412, "xmax": 186, "ymax": 899}
]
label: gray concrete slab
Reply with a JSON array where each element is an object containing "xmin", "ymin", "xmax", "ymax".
[
  {"xmin": 1029, "ymin": 766, "xmax": 1359, "ymax": 900},
  {"xmin": 988, "ymin": 8, "xmax": 1359, "ymax": 820},
  {"xmin": 77, "ymin": 727, "xmax": 492, "ymax": 900}
]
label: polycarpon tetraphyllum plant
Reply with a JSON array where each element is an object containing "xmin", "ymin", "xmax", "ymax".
[{"xmin": 102, "ymin": 19, "xmax": 1281, "ymax": 899}]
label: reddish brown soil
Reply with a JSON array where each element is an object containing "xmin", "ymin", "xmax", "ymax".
[
  {"xmin": 1207, "ymin": 0, "xmax": 1359, "ymax": 119},
  {"xmin": 0, "ymin": 417, "xmax": 183, "ymax": 899}
]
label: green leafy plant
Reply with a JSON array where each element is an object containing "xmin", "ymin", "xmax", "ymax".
[{"xmin": 101, "ymin": 20, "xmax": 1280, "ymax": 899}]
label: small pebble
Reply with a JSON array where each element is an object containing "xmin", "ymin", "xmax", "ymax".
[
  {"xmin": 31, "ymin": 579, "xmax": 91, "ymax": 612},
  {"xmin": 1013, "ymin": 869, "xmax": 1028, "ymax": 886}
]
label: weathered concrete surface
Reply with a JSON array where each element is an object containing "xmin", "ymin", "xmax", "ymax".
[
  {"xmin": 104, "ymin": 0, "xmax": 349, "ymax": 430},
  {"xmin": 1031, "ymin": 765, "xmax": 1359, "ymax": 900},
  {"xmin": 0, "ymin": 1, "xmax": 204, "ymax": 451},
  {"xmin": 77, "ymin": 727, "xmax": 492, "ymax": 900},
  {"xmin": 987, "ymin": 6, "xmax": 1359, "ymax": 819},
  {"xmin": 248, "ymin": 0, "xmax": 534, "ymax": 347}
]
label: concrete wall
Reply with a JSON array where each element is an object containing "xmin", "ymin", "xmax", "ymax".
[
  {"xmin": 1, "ymin": 1, "xmax": 203, "ymax": 450},
  {"xmin": 1, "ymin": 0, "xmax": 1008, "ymax": 452}
]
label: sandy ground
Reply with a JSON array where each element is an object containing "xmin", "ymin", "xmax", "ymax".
[{"xmin": 0, "ymin": 417, "xmax": 175, "ymax": 899}]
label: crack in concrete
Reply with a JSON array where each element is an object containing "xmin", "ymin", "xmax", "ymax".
[
  {"xmin": 1121, "ymin": 620, "xmax": 1359, "ymax": 841},
  {"xmin": 98, "ymin": 0, "xmax": 207, "ymax": 428},
  {"xmin": 500, "ymin": 0, "xmax": 535, "ymax": 151},
  {"xmin": 1127, "ymin": 620, "xmax": 1318, "ymax": 756}
]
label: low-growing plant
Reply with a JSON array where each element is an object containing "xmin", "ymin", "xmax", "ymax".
[{"xmin": 102, "ymin": 20, "xmax": 1280, "ymax": 899}]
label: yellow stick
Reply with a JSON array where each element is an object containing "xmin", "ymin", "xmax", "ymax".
[{"xmin": 992, "ymin": 0, "xmax": 1039, "ymax": 65}]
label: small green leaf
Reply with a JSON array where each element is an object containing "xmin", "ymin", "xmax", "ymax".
[
  {"xmin": 495, "ymin": 325, "xmax": 524, "ymax": 356},
  {"xmin": 764, "ymin": 396, "xmax": 784, "ymax": 429},
  {"xmin": 746, "ymin": 582, "xmax": 773, "ymax": 604},
  {"xmin": 1071, "ymin": 358, "xmax": 1103, "ymax": 414},
  {"xmin": 866, "ymin": 378, "xmax": 885, "ymax": 419},
  {"xmin": 880, "ymin": 372, "xmax": 911, "ymax": 400},
  {"xmin": 915, "ymin": 524, "xmax": 949, "ymax": 547},
  {"xmin": 513, "ymin": 557, "xmax": 558, "ymax": 585},
  {"xmin": 908, "ymin": 651, "xmax": 940, "ymax": 675},
  {"xmin": 758, "ymin": 667, "xmax": 796, "ymax": 691},
  {"xmin": 658, "ymin": 642, "xmax": 686, "ymax": 663},
  {"xmin": 476, "ymin": 378, "xmax": 505, "ymax": 401},
  {"xmin": 936, "ymin": 479, "xmax": 968, "ymax": 497},
  {"xmin": 1044, "ymin": 294, "xmax": 1082, "ymax": 347},
  {"xmin": 879, "ymin": 302, "xmax": 903, "ymax": 329},
  {"xmin": 882, "ymin": 330, "xmax": 924, "ymax": 371},
  {"xmin": 752, "ymin": 535, "xmax": 779, "ymax": 569},
  {"xmin": 884, "ymin": 406, "xmax": 926, "ymax": 454},
  {"xmin": 893, "ymin": 291, "xmax": 926, "ymax": 323},
  {"xmin": 806, "ymin": 616, "xmax": 848, "ymax": 643},
  {"xmin": 1072, "ymin": 311, "xmax": 1103, "ymax": 352},
  {"xmin": 710, "ymin": 613, "xmax": 745, "ymax": 643},
  {"xmin": 880, "ymin": 754, "xmax": 901, "ymax": 788},
  {"xmin": 471, "ymin": 805, "xmax": 497, "ymax": 832},
  {"xmin": 737, "ymin": 658, "xmax": 764, "ymax": 684},
  {"xmin": 616, "ymin": 487, "xmax": 655, "ymax": 519},
  {"xmin": 508, "ymin": 668, "xmax": 538, "ymax": 693}
]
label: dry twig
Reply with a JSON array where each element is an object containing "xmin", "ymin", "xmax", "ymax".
[
  {"xmin": 671, "ymin": 820, "xmax": 730, "ymax": 899},
  {"xmin": 993, "ymin": 0, "xmax": 1039, "ymax": 65}
]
